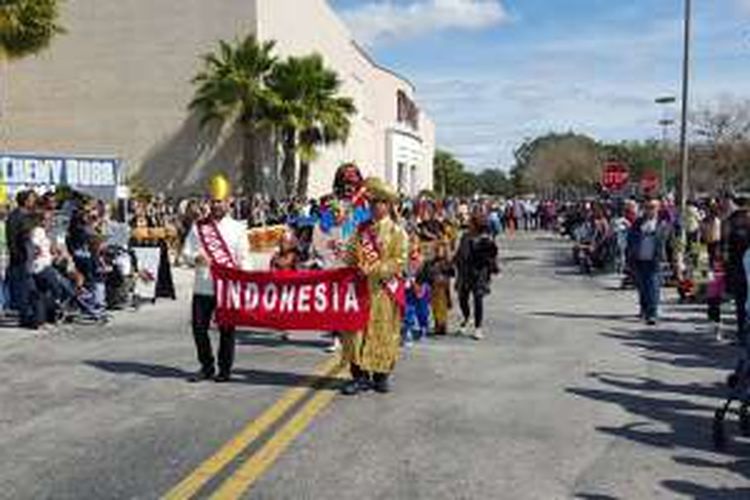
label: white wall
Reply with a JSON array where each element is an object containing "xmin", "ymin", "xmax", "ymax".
[
  {"xmin": 5, "ymin": 0, "xmax": 258, "ymax": 189},
  {"xmin": 256, "ymin": 0, "xmax": 434, "ymax": 198}
]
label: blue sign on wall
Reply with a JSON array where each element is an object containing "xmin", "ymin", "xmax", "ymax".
[{"xmin": 0, "ymin": 153, "xmax": 122, "ymax": 200}]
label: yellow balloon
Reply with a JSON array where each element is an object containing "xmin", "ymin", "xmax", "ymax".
[{"xmin": 209, "ymin": 174, "xmax": 231, "ymax": 201}]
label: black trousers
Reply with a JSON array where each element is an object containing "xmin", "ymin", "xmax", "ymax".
[
  {"xmin": 7, "ymin": 265, "xmax": 41, "ymax": 327},
  {"xmin": 192, "ymin": 295, "xmax": 236, "ymax": 376},
  {"xmin": 733, "ymin": 277, "xmax": 748, "ymax": 345},
  {"xmin": 459, "ymin": 286, "xmax": 484, "ymax": 329},
  {"xmin": 707, "ymin": 297, "xmax": 722, "ymax": 323}
]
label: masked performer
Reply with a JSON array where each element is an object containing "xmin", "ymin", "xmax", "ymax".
[{"xmin": 312, "ymin": 164, "xmax": 369, "ymax": 352}]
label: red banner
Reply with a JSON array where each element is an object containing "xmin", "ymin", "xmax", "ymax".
[{"xmin": 211, "ymin": 266, "xmax": 371, "ymax": 332}]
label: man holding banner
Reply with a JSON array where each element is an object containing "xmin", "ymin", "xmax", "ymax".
[
  {"xmin": 182, "ymin": 175, "xmax": 252, "ymax": 383},
  {"xmin": 341, "ymin": 177, "xmax": 408, "ymax": 395}
]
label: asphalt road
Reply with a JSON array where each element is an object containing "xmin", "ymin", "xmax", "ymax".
[{"xmin": 1, "ymin": 234, "xmax": 748, "ymax": 499}]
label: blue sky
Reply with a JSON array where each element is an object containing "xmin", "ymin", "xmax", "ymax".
[{"xmin": 330, "ymin": 0, "xmax": 750, "ymax": 171}]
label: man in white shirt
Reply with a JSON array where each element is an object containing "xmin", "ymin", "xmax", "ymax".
[{"xmin": 182, "ymin": 175, "xmax": 253, "ymax": 383}]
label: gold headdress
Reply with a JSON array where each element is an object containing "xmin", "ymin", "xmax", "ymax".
[{"xmin": 363, "ymin": 176, "xmax": 398, "ymax": 203}]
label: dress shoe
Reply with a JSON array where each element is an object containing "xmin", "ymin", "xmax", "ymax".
[
  {"xmin": 188, "ymin": 371, "xmax": 214, "ymax": 383},
  {"xmin": 341, "ymin": 379, "xmax": 362, "ymax": 396},
  {"xmin": 214, "ymin": 373, "xmax": 232, "ymax": 383},
  {"xmin": 341, "ymin": 376, "xmax": 373, "ymax": 395},
  {"xmin": 372, "ymin": 374, "xmax": 391, "ymax": 394}
]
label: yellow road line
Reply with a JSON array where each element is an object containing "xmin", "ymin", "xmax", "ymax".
[
  {"xmin": 163, "ymin": 355, "xmax": 343, "ymax": 500},
  {"xmin": 208, "ymin": 371, "xmax": 344, "ymax": 499}
]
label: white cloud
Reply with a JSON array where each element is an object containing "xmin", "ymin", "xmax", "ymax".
[{"xmin": 340, "ymin": 0, "xmax": 509, "ymax": 45}]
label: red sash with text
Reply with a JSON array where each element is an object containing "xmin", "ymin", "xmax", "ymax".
[
  {"xmin": 197, "ymin": 219, "xmax": 237, "ymax": 268},
  {"xmin": 212, "ymin": 266, "xmax": 371, "ymax": 332},
  {"xmin": 359, "ymin": 222, "xmax": 406, "ymax": 313}
]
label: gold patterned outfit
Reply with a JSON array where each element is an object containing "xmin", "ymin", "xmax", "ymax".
[
  {"xmin": 430, "ymin": 261, "xmax": 452, "ymax": 333},
  {"xmin": 342, "ymin": 216, "xmax": 408, "ymax": 375}
]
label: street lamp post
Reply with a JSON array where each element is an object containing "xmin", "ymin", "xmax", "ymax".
[{"xmin": 656, "ymin": 96, "xmax": 677, "ymax": 195}]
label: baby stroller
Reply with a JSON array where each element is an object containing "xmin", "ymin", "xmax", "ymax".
[
  {"xmin": 104, "ymin": 245, "xmax": 136, "ymax": 310},
  {"xmin": 713, "ymin": 251, "xmax": 750, "ymax": 449},
  {"xmin": 712, "ymin": 339, "xmax": 750, "ymax": 450}
]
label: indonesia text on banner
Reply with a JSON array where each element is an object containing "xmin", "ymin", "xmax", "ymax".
[{"xmin": 212, "ymin": 266, "xmax": 370, "ymax": 332}]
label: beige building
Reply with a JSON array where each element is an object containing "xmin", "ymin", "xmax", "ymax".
[{"xmin": 4, "ymin": 0, "xmax": 435, "ymax": 198}]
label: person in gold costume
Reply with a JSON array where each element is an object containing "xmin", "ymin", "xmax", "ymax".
[{"xmin": 341, "ymin": 177, "xmax": 408, "ymax": 395}]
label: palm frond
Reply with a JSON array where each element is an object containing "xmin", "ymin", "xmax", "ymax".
[{"xmin": 0, "ymin": 0, "xmax": 65, "ymax": 59}]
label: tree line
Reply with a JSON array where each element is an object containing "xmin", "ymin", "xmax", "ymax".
[
  {"xmin": 437, "ymin": 97, "xmax": 750, "ymax": 198},
  {"xmin": 434, "ymin": 150, "xmax": 512, "ymax": 197}
]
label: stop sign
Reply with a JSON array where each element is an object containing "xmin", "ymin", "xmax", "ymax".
[
  {"xmin": 640, "ymin": 171, "xmax": 660, "ymax": 194},
  {"xmin": 601, "ymin": 161, "xmax": 630, "ymax": 191}
]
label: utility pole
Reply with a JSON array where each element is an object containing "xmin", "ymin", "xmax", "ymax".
[
  {"xmin": 678, "ymin": 0, "xmax": 692, "ymax": 234},
  {"xmin": 659, "ymin": 117, "xmax": 675, "ymax": 193}
]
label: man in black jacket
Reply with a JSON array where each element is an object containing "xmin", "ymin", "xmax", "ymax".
[
  {"xmin": 6, "ymin": 190, "xmax": 40, "ymax": 328},
  {"xmin": 724, "ymin": 197, "xmax": 750, "ymax": 346}
]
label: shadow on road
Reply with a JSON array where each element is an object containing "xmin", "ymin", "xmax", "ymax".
[
  {"xmin": 502, "ymin": 255, "xmax": 535, "ymax": 263},
  {"xmin": 538, "ymin": 238, "xmax": 749, "ymax": 496},
  {"xmin": 533, "ymin": 310, "xmax": 712, "ymax": 327},
  {"xmin": 84, "ymin": 360, "xmax": 341, "ymax": 388},
  {"xmin": 567, "ymin": 326, "xmax": 750, "ymax": 498},
  {"xmin": 532, "ymin": 311, "xmax": 638, "ymax": 322},
  {"xmin": 661, "ymin": 479, "xmax": 750, "ymax": 500},
  {"xmin": 235, "ymin": 332, "xmax": 329, "ymax": 349},
  {"xmin": 85, "ymin": 360, "xmax": 187, "ymax": 379},
  {"xmin": 664, "ymin": 456, "xmax": 750, "ymax": 499},
  {"xmin": 599, "ymin": 328, "xmax": 737, "ymax": 372}
]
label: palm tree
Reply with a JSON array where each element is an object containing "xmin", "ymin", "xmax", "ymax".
[
  {"xmin": 0, "ymin": 0, "xmax": 65, "ymax": 59},
  {"xmin": 266, "ymin": 54, "xmax": 355, "ymax": 198},
  {"xmin": 297, "ymin": 89, "xmax": 355, "ymax": 198},
  {"xmin": 190, "ymin": 35, "xmax": 277, "ymax": 194}
]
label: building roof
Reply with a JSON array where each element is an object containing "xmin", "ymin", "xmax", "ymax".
[{"xmin": 349, "ymin": 40, "xmax": 416, "ymax": 93}]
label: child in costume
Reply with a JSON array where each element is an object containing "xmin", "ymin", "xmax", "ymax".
[
  {"xmin": 270, "ymin": 230, "xmax": 301, "ymax": 342},
  {"xmin": 403, "ymin": 234, "xmax": 431, "ymax": 345},
  {"xmin": 270, "ymin": 230, "xmax": 301, "ymax": 271},
  {"xmin": 428, "ymin": 240, "xmax": 454, "ymax": 336}
]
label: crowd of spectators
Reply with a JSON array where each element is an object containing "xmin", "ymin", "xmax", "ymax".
[
  {"xmin": 0, "ymin": 184, "xmax": 556, "ymax": 332},
  {"xmin": 561, "ymin": 194, "xmax": 750, "ymax": 342}
]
